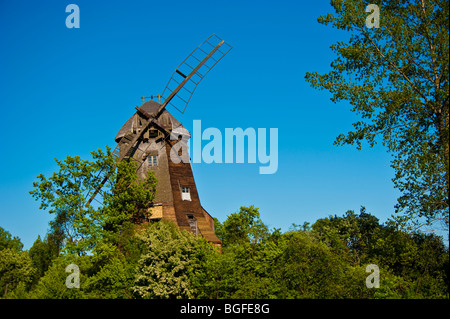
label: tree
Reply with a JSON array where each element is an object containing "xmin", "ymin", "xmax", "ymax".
[
  {"xmin": 272, "ymin": 230, "xmax": 371, "ymax": 298},
  {"xmin": 312, "ymin": 207, "xmax": 382, "ymax": 265},
  {"xmin": 311, "ymin": 208, "xmax": 449, "ymax": 298},
  {"xmin": 29, "ymin": 147, "xmax": 157, "ymax": 255},
  {"xmin": 28, "ymin": 235, "xmax": 59, "ymax": 282},
  {"xmin": 305, "ymin": 0, "xmax": 449, "ymax": 234},
  {"xmin": 132, "ymin": 220, "xmax": 214, "ymax": 299},
  {"xmin": 101, "ymin": 158, "xmax": 157, "ymax": 238},
  {"xmin": 26, "ymin": 230, "xmax": 145, "ymax": 299},
  {"xmin": 0, "ymin": 249, "xmax": 35, "ymax": 297},
  {"xmin": 216, "ymin": 205, "xmax": 270, "ymax": 246},
  {"xmin": 80, "ymin": 242, "xmax": 137, "ymax": 299},
  {"xmin": 26, "ymin": 146, "xmax": 157, "ymax": 298},
  {"xmin": 0, "ymin": 227, "xmax": 35, "ymax": 297},
  {"xmin": 29, "ymin": 148, "xmax": 113, "ymax": 255},
  {"xmin": 0, "ymin": 226, "xmax": 23, "ymax": 252},
  {"xmin": 27, "ymin": 254, "xmax": 85, "ymax": 299}
]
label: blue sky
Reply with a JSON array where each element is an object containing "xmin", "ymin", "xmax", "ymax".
[{"xmin": 0, "ymin": 0, "xmax": 401, "ymax": 249}]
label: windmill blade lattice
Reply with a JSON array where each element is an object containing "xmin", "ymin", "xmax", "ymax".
[{"xmin": 161, "ymin": 34, "xmax": 232, "ymax": 114}]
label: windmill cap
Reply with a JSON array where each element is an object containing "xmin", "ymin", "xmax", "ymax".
[{"xmin": 114, "ymin": 100, "xmax": 187, "ymax": 143}]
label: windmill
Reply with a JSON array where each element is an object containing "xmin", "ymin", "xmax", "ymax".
[{"xmin": 86, "ymin": 34, "xmax": 232, "ymax": 245}]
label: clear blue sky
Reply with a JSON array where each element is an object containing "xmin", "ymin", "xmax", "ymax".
[{"xmin": 0, "ymin": 0, "xmax": 401, "ymax": 249}]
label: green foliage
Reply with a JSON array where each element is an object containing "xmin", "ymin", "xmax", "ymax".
[
  {"xmin": 11, "ymin": 145, "xmax": 447, "ymax": 299},
  {"xmin": 312, "ymin": 207, "xmax": 449, "ymax": 298},
  {"xmin": 102, "ymin": 160, "xmax": 157, "ymax": 237},
  {"xmin": 27, "ymin": 254, "xmax": 85, "ymax": 299},
  {"xmin": 0, "ymin": 226, "xmax": 23, "ymax": 252},
  {"xmin": 193, "ymin": 206, "xmax": 448, "ymax": 299},
  {"xmin": 305, "ymin": 0, "xmax": 449, "ymax": 234},
  {"xmin": 82, "ymin": 242, "xmax": 136, "ymax": 298},
  {"xmin": 0, "ymin": 227, "xmax": 35, "ymax": 298},
  {"xmin": 28, "ymin": 235, "xmax": 59, "ymax": 283},
  {"xmin": 194, "ymin": 226, "xmax": 373, "ymax": 299},
  {"xmin": 216, "ymin": 205, "xmax": 270, "ymax": 246},
  {"xmin": 26, "ymin": 229, "xmax": 143, "ymax": 299},
  {"xmin": 3, "ymin": 204, "xmax": 448, "ymax": 299},
  {"xmin": 18, "ymin": 146, "xmax": 156, "ymax": 298},
  {"xmin": 29, "ymin": 148, "xmax": 114, "ymax": 255},
  {"xmin": 132, "ymin": 220, "xmax": 215, "ymax": 299},
  {"xmin": 29, "ymin": 147, "xmax": 157, "ymax": 255},
  {"xmin": 271, "ymin": 231, "xmax": 365, "ymax": 298},
  {"xmin": 0, "ymin": 249, "xmax": 35, "ymax": 298}
]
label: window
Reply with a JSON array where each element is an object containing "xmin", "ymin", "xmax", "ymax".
[
  {"xmin": 148, "ymin": 155, "xmax": 157, "ymax": 167},
  {"xmin": 187, "ymin": 215, "xmax": 198, "ymax": 235},
  {"xmin": 181, "ymin": 186, "xmax": 191, "ymax": 201},
  {"xmin": 148, "ymin": 129, "xmax": 158, "ymax": 138}
]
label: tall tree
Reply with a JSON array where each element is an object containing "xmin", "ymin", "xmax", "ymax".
[
  {"xmin": 305, "ymin": 0, "xmax": 449, "ymax": 233},
  {"xmin": 28, "ymin": 234, "xmax": 60, "ymax": 283},
  {"xmin": 216, "ymin": 205, "xmax": 270, "ymax": 247},
  {"xmin": 0, "ymin": 226, "xmax": 23, "ymax": 252},
  {"xmin": 0, "ymin": 229, "xmax": 35, "ymax": 297},
  {"xmin": 29, "ymin": 147, "xmax": 157, "ymax": 255}
]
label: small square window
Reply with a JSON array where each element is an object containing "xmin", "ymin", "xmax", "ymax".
[
  {"xmin": 148, "ymin": 155, "xmax": 157, "ymax": 167},
  {"xmin": 187, "ymin": 215, "xmax": 198, "ymax": 235},
  {"xmin": 181, "ymin": 186, "xmax": 191, "ymax": 201},
  {"xmin": 148, "ymin": 129, "xmax": 158, "ymax": 138}
]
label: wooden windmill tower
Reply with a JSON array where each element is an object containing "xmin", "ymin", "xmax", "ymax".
[{"xmin": 86, "ymin": 34, "xmax": 232, "ymax": 246}]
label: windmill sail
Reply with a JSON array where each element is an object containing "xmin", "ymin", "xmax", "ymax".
[{"xmin": 160, "ymin": 34, "xmax": 232, "ymax": 114}]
